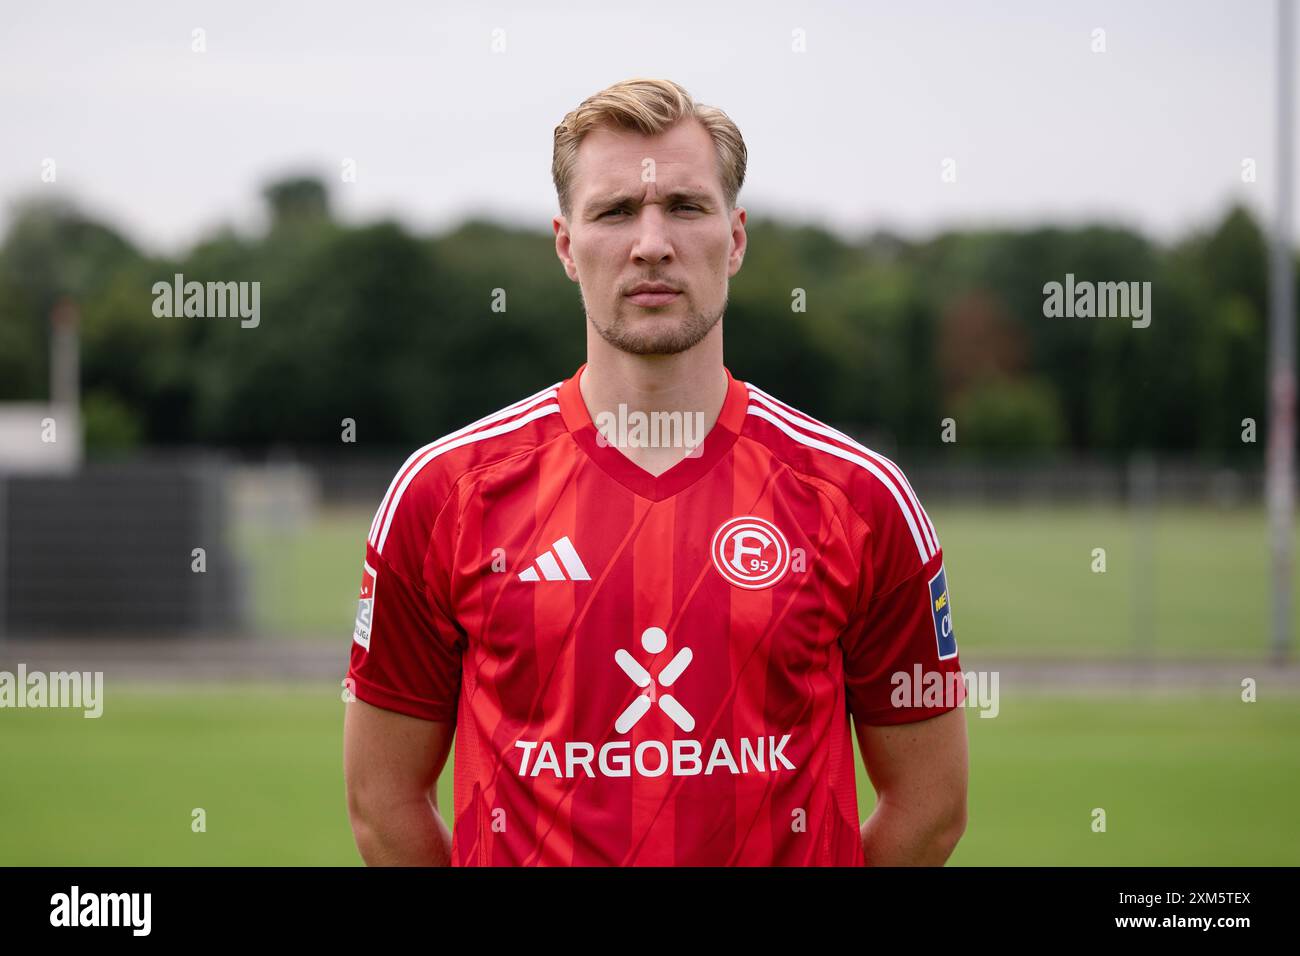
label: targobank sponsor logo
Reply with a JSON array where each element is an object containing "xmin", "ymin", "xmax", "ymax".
[{"xmin": 513, "ymin": 626, "xmax": 797, "ymax": 779}]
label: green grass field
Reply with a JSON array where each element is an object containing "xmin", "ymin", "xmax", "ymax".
[
  {"xmin": 1, "ymin": 685, "xmax": 1295, "ymax": 865},
  {"xmin": 4, "ymin": 502, "xmax": 1292, "ymax": 865},
  {"xmin": 239, "ymin": 503, "xmax": 1299, "ymax": 658}
]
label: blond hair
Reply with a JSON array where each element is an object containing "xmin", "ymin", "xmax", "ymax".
[{"xmin": 552, "ymin": 78, "xmax": 747, "ymax": 219}]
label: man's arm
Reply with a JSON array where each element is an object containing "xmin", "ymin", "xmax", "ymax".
[
  {"xmin": 344, "ymin": 698, "xmax": 455, "ymax": 866},
  {"xmin": 855, "ymin": 707, "xmax": 968, "ymax": 866}
]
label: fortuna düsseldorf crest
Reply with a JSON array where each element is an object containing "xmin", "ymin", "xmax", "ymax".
[{"xmin": 710, "ymin": 516, "xmax": 791, "ymax": 590}]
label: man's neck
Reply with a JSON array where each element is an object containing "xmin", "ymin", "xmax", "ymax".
[{"xmin": 579, "ymin": 337, "xmax": 728, "ymax": 477}]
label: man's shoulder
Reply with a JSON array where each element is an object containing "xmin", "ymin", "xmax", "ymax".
[
  {"xmin": 738, "ymin": 379, "xmax": 940, "ymax": 567},
  {"xmin": 367, "ymin": 379, "xmax": 568, "ymax": 556}
]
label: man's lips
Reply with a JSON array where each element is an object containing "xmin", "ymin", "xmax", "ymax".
[
  {"xmin": 625, "ymin": 290, "xmax": 681, "ymax": 306},
  {"xmin": 625, "ymin": 284, "xmax": 681, "ymax": 307}
]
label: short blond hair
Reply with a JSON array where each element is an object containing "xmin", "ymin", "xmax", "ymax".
[{"xmin": 552, "ymin": 78, "xmax": 747, "ymax": 219}]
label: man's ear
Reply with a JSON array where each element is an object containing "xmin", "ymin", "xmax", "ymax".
[
  {"xmin": 554, "ymin": 215, "xmax": 579, "ymax": 282},
  {"xmin": 727, "ymin": 206, "xmax": 748, "ymax": 278}
]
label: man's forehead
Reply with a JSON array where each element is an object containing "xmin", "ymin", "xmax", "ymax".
[{"xmin": 574, "ymin": 123, "xmax": 722, "ymax": 200}]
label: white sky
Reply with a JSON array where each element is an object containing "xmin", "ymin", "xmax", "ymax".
[{"xmin": 1, "ymin": 0, "xmax": 1294, "ymax": 254}]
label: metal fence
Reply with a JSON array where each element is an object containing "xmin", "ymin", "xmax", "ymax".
[
  {"xmin": 0, "ymin": 457, "xmax": 246, "ymax": 638},
  {"xmin": 286, "ymin": 449, "xmax": 1272, "ymax": 509}
]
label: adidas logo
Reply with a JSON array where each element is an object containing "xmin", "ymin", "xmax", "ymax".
[{"xmin": 517, "ymin": 536, "xmax": 591, "ymax": 582}]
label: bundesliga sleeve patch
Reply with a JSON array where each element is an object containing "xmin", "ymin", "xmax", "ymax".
[
  {"xmin": 928, "ymin": 564, "xmax": 957, "ymax": 660},
  {"xmin": 353, "ymin": 560, "xmax": 376, "ymax": 650}
]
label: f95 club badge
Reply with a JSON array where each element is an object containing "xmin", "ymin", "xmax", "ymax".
[
  {"xmin": 710, "ymin": 515, "xmax": 791, "ymax": 590},
  {"xmin": 354, "ymin": 561, "xmax": 377, "ymax": 650}
]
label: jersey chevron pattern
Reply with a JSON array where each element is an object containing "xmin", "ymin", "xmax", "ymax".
[{"xmin": 347, "ymin": 363, "xmax": 962, "ymax": 865}]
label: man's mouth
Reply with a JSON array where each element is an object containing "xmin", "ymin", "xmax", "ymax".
[
  {"xmin": 626, "ymin": 291, "xmax": 680, "ymax": 307},
  {"xmin": 625, "ymin": 283, "xmax": 681, "ymax": 307}
]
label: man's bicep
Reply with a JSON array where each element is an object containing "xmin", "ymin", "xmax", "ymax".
[
  {"xmin": 344, "ymin": 698, "xmax": 455, "ymax": 801},
  {"xmin": 854, "ymin": 707, "xmax": 968, "ymax": 802}
]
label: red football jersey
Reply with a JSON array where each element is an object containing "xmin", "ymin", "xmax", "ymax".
[{"xmin": 347, "ymin": 362, "xmax": 962, "ymax": 866}]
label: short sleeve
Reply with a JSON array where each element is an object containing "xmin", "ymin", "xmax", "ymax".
[
  {"xmin": 346, "ymin": 482, "xmax": 465, "ymax": 722},
  {"xmin": 840, "ymin": 489, "xmax": 963, "ymax": 726}
]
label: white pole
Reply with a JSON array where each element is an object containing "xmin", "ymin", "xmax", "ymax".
[{"xmin": 1268, "ymin": 0, "xmax": 1295, "ymax": 664}]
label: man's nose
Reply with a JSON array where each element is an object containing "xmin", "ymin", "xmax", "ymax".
[{"xmin": 631, "ymin": 205, "xmax": 673, "ymax": 262}]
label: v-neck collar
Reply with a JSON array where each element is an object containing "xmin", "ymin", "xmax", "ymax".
[{"xmin": 557, "ymin": 362, "xmax": 749, "ymax": 502}]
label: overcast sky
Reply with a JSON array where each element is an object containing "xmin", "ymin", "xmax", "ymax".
[{"xmin": 1, "ymin": 0, "xmax": 1294, "ymax": 254}]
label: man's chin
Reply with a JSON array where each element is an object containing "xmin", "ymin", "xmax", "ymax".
[
  {"xmin": 589, "ymin": 300, "xmax": 723, "ymax": 356},
  {"xmin": 602, "ymin": 333, "xmax": 692, "ymax": 356},
  {"xmin": 596, "ymin": 324, "xmax": 688, "ymax": 356}
]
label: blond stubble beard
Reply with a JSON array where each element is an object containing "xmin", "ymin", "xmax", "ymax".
[{"xmin": 584, "ymin": 289, "xmax": 726, "ymax": 356}]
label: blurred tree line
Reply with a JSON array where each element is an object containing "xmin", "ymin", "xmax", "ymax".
[{"xmin": 0, "ymin": 175, "xmax": 1292, "ymax": 462}]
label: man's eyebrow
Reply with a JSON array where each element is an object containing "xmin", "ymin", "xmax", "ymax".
[{"xmin": 584, "ymin": 189, "xmax": 714, "ymax": 212}]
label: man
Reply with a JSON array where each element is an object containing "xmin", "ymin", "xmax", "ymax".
[{"xmin": 344, "ymin": 78, "xmax": 968, "ymax": 866}]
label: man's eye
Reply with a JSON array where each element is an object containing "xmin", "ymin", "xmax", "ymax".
[{"xmin": 600, "ymin": 204, "xmax": 700, "ymax": 218}]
